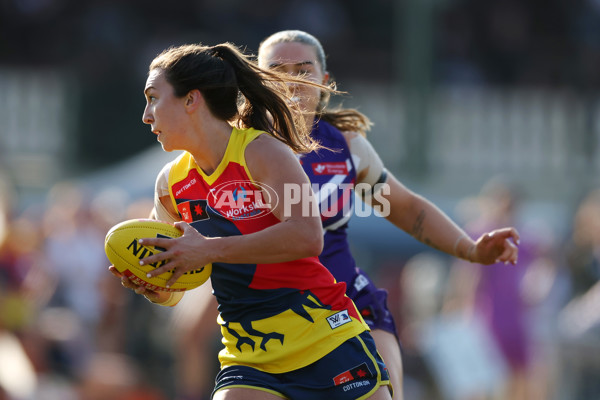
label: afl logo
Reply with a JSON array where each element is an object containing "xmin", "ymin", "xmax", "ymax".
[{"xmin": 207, "ymin": 180, "xmax": 278, "ymax": 220}]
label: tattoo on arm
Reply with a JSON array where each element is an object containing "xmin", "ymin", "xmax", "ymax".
[
  {"xmin": 411, "ymin": 210, "xmax": 425, "ymax": 240},
  {"xmin": 411, "ymin": 210, "xmax": 439, "ymax": 250}
]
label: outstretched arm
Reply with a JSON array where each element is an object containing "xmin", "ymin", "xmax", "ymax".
[
  {"xmin": 370, "ymin": 173, "xmax": 519, "ymax": 265},
  {"xmin": 344, "ymin": 131, "xmax": 519, "ymax": 265}
]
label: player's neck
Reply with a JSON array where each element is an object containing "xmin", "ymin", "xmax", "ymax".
[{"xmin": 190, "ymin": 120, "xmax": 232, "ymax": 176}]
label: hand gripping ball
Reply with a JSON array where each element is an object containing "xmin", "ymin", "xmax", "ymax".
[{"xmin": 105, "ymin": 219, "xmax": 211, "ymax": 292}]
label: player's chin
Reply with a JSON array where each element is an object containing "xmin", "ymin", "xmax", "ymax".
[{"xmin": 158, "ymin": 140, "xmax": 173, "ymax": 152}]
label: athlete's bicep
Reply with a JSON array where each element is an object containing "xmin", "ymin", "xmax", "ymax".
[{"xmin": 245, "ymin": 136, "xmax": 319, "ymax": 224}]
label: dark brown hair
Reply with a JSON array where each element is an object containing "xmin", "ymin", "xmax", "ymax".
[{"xmin": 149, "ymin": 43, "xmax": 329, "ymax": 153}]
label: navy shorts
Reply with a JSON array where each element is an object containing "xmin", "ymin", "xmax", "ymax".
[
  {"xmin": 212, "ymin": 331, "xmax": 392, "ymax": 399},
  {"xmin": 347, "ymin": 269, "xmax": 399, "ymax": 339}
]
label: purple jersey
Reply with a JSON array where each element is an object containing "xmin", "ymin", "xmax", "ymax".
[
  {"xmin": 300, "ymin": 121, "xmax": 398, "ymax": 336},
  {"xmin": 299, "ymin": 121, "xmax": 358, "ymax": 284}
]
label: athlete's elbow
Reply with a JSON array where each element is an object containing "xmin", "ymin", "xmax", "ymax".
[
  {"xmin": 303, "ymin": 233, "xmax": 324, "ymax": 257},
  {"xmin": 285, "ymin": 217, "xmax": 323, "ymax": 258}
]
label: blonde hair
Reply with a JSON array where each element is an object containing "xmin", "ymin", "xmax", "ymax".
[{"xmin": 259, "ymin": 30, "xmax": 373, "ymax": 136}]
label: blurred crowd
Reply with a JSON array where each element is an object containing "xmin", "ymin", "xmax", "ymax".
[
  {"xmin": 3, "ymin": 0, "xmax": 600, "ymax": 399},
  {"xmin": 0, "ymin": 172, "xmax": 176, "ymax": 399},
  {"xmin": 0, "ymin": 168, "xmax": 600, "ymax": 400}
]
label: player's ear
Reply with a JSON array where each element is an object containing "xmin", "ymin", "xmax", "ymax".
[
  {"xmin": 322, "ymin": 71, "xmax": 330, "ymax": 86},
  {"xmin": 184, "ymin": 89, "xmax": 204, "ymax": 112}
]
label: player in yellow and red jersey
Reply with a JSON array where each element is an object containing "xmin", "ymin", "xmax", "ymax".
[{"xmin": 109, "ymin": 43, "xmax": 394, "ymax": 399}]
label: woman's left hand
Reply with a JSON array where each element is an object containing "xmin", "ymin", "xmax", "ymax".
[{"xmin": 471, "ymin": 227, "xmax": 520, "ymax": 265}]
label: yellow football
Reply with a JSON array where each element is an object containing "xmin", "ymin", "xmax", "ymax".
[{"xmin": 105, "ymin": 219, "xmax": 211, "ymax": 292}]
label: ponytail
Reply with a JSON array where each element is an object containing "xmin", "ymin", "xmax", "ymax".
[
  {"xmin": 149, "ymin": 43, "xmax": 331, "ymax": 153},
  {"xmin": 209, "ymin": 44, "xmax": 312, "ymax": 153},
  {"xmin": 319, "ymin": 108, "xmax": 373, "ymax": 137}
]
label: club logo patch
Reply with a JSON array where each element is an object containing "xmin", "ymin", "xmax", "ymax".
[
  {"xmin": 333, "ymin": 362, "xmax": 374, "ymax": 386},
  {"xmin": 177, "ymin": 199, "xmax": 210, "ymax": 223}
]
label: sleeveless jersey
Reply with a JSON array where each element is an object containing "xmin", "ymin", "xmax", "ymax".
[
  {"xmin": 299, "ymin": 121, "xmax": 359, "ymax": 286},
  {"xmin": 165, "ymin": 127, "xmax": 368, "ymax": 374}
]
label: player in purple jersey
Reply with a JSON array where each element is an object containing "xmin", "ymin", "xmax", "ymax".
[{"xmin": 258, "ymin": 30, "xmax": 521, "ymax": 400}]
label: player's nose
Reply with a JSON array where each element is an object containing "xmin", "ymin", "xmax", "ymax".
[{"xmin": 142, "ymin": 106, "xmax": 153, "ymax": 125}]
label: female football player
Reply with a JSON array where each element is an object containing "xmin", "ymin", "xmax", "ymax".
[
  {"xmin": 257, "ymin": 30, "xmax": 521, "ymax": 400},
  {"xmin": 110, "ymin": 42, "xmax": 395, "ymax": 400}
]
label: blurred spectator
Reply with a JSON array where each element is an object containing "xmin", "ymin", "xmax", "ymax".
[
  {"xmin": 419, "ymin": 255, "xmax": 508, "ymax": 400},
  {"xmin": 396, "ymin": 176, "xmax": 566, "ymax": 400},
  {"xmin": 518, "ymin": 219, "xmax": 569, "ymax": 400},
  {"xmin": 396, "ymin": 253, "xmax": 450, "ymax": 400},
  {"xmin": 42, "ymin": 181, "xmax": 109, "ymax": 375},
  {"xmin": 117, "ymin": 197, "xmax": 177, "ymax": 399},
  {"xmin": 0, "ymin": 173, "xmax": 40, "ymax": 399},
  {"xmin": 76, "ymin": 352, "xmax": 167, "ymax": 400},
  {"xmin": 449, "ymin": 176, "xmax": 548, "ymax": 399},
  {"xmin": 558, "ymin": 188, "xmax": 600, "ymax": 399},
  {"xmin": 168, "ymin": 283, "xmax": 220, "ymax": 400},
  {"xmin": 0, "ymin": 178, "xmax": 175, "ymax": 399},
  {"xmin": 562, "ymin": 189, "xmax": 600, "ymax": 299}
]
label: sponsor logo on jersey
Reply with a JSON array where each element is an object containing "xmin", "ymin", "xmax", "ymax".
[
  {"xmin": 333, "ymin": 362, "xmax": 374, "ymax": 386},
  {"xmin": 207, "ymin": 180, "xmax": 277, "ymax": 220},
  {"xmin": 353, "ymin": 274, "xmax": 369, "ymax": 292},
  {"xmin": 312, "ymin": 162, "xmax": 349, "ymax": 175},
  {"xmin": 174, "ymin": 178, "xmax": 197, "ymax": 197},
  {"xmin": 177, "ymin": 200, "xmax": 210, "ymax": 223},
  {"xmin": 326, "ymin": 309, "xmax": 351, "ymax": 329}
]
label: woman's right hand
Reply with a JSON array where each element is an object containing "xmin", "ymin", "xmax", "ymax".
[{"xmin": 108, "ymin": 265, "xmax": 168, "ymax": 303}]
